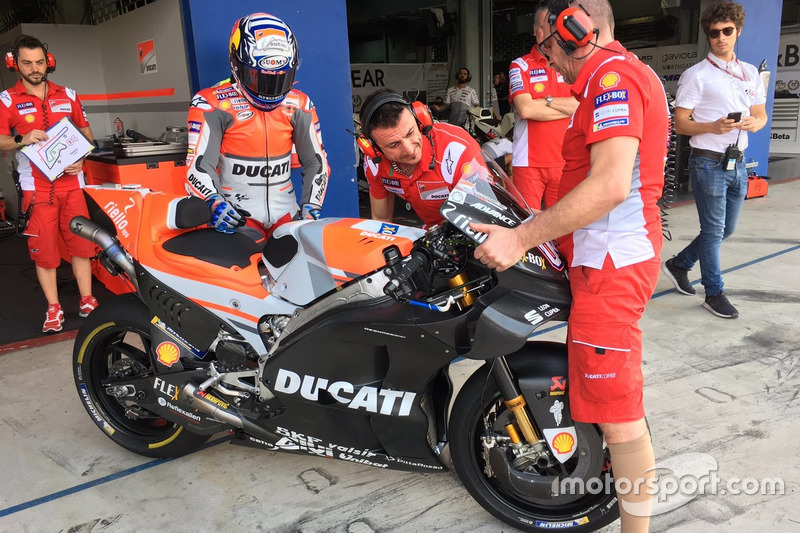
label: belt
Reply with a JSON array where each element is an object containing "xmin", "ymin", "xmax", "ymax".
[
  {"xmin": 690, "ymin": 148, "xmax": 744, "ymax": 162},
  {"xmin": 690, "ymin": 148, "xmax": 724, "ymax": 160}
]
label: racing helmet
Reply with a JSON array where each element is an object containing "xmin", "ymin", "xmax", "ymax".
[{"xmin": 229, "ymin": 13, "xmax": 299, "ymax": 111}]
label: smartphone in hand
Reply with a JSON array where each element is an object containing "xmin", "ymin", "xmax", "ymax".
[{"xmin": 727, "ymin": 112, "xmax": 742, "ymax": 122}]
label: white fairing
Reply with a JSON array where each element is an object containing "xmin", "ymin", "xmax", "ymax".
[{"xmin": 263, "ymin": 218, "xmax": 425, "ymax": 306}]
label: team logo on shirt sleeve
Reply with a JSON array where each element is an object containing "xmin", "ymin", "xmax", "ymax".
[
  {"xmin": 594, "ymin": 90, "xmax": 628, "ymax": 108},
  {"xmin": 442, "ymin": 142, "xmax": 467, "ymax": 184},
  {"xmin": 509, "ymin": 67, "xmax": 524, "ymax": 93},
  {"xmin": 593, "ymin": 118, "xmax": 629, "ymax": 132},
  {"xmin": 599, "ymin": 72, "xmax": 621, "ymax": 90}
]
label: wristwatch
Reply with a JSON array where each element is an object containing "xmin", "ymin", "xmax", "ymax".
[
  {"xmin": 545, "ymin": 95, "xmax": 554, "ymax": 107},
  {"xmin": 14, "ymin": 134, "xmax": 24, "ymax": 147}
]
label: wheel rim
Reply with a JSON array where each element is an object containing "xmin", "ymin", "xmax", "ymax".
[
  {"xmin": 84, "ymin": 323, "xmax": 184, "ymax": 444},
  {"xmin": 468, "ymin": 389, "xmax": 616, "ymax": 519}
]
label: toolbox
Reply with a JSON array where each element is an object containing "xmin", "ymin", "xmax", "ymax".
[{"xmin": 746, "ymin": 174, "xmax": 769, "ymax": 199}]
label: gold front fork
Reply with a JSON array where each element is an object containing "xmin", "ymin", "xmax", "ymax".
[{"xmin": 504, "ymin": 394, "xmax": 542, "ymax": 443}]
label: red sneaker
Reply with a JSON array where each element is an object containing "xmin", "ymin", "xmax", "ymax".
[
  {"xmin": 79, "ymin": 295, "xmax": 99, "ymax": 317},
  {"xmin": 43, "ymin": 303, "xmax": 64, "ymax": 333}
]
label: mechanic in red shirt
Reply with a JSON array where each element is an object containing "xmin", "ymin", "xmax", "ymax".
[
  {"xmin": 509, "ymin": 5, "xmax": 578, "ymax": 210},
  {"xmin": 0, "ymin": 35, "xmax": 97, "ymax": 333},
  {"xmin": 471, "ymin": 1, "xmax": 669, "ymax": 530},
  {"xmin": 360, "ymin": 89, "xmax": 485, "ymax": 228}
]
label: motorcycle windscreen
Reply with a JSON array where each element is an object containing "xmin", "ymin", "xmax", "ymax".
[
  {"xmin": 439, "ymin": 155, "xmax": 531, "ymax": 243},
  {"xmin": 439, "ymin": 155, "xmax": 566, "ymax": 273}
]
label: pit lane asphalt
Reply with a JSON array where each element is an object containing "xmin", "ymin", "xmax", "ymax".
[{"xmin": 1, "ymin": 180, "xmax": 799, "ymax": 532}]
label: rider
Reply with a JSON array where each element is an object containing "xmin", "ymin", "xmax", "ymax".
[
  {"xmin": 185, "ymin": 13, "xmax": 329, "ymax": 237},
  {"xmin": 359, "ymin": 89, "xmax": 485, "ymax": 228}
]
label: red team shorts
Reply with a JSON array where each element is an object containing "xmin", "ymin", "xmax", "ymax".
[
  {"xmin": 566, "ymin": 254, "xmax": 661, "ymax": 424},
  {"xmin": 512, "ymin": 166, "xmax": 562, "ymax": 211},
  {"xmin": 23, "ymin": 189, "xmax": 95, "ymax": 269}
]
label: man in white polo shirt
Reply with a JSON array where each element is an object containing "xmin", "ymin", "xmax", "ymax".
[
  {"xmin": 662, "ymin": 0, "xmax": 767, "ymax": 319},
  {"xmin": 431, "ymin": 67, "xmax": 479, "ymax": 127}
]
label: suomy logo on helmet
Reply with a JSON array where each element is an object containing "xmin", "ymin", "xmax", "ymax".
[{"xmin": 259, "ymin": 56, "xmax": 289, "ymax": 69}]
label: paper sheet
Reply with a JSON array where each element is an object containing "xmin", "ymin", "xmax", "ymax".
[{"xmin": 20, "ymin": 117, "xmax": 95, "ymax": 182}]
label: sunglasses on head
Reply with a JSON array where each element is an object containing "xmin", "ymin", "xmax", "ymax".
[{"xmin": 708, "ymin": 26, "xmax": 735, "ymax": 39}]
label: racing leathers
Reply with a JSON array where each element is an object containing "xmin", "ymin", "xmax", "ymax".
[{"xmin": 185, "ymin": 81, "xmax": 329, "ymax": 229}]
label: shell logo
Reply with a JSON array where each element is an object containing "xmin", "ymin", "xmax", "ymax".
[
  {"xmin": 461, "ymin": 162, "xmax": 473, "ymax": 175},
  {"xmin": 221, "ymin": 100, "xmax": 231, "ymax": 110},
  {"xmin": 25, "ymin": 114, "xmax": 35, "ymax": 123},
  {"xmin": 600, "ymin": 72, "xmax": 621, "ymax": 89},
  {"xmin": 533, "ymin": 82, "xmax": 545, "ymax": 93},
  {"xmin": 552, "ymin": 432, "xmax": 575, "ymax": 454},
  {"xmin": 156, "ymin": 341, "xmax": 180, "ymax": 367}
]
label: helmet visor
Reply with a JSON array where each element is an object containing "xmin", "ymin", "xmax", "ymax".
[{"xmin": 233, "ymin": 60, "xmax": 296, "ymax": 103}]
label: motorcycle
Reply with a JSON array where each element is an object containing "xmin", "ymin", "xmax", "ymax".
[{"xmin": 70, "ymin": 157, "xmax": 619, "ymax": 532}]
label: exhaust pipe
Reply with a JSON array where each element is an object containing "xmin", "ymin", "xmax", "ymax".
[
  {"xmin": 181, "ymin": 383, "xmax": 278, "ymax": 443},
  {"xmin": 70, "ymin": 216, "xmax": 138, "ymax": 290}
]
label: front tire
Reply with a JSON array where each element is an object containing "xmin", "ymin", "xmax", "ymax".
[
  {"xmin": 73, "ymin": 293, "xmax": 210, "ymax": 458},
  {"xmin": 450, "ymin": 363, "xmax": 619, "ymax": 532}
]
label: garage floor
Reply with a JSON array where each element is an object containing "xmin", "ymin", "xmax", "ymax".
[{"xmin": 1, "ymin": 180, "xmax": 799, "ymax": 533}]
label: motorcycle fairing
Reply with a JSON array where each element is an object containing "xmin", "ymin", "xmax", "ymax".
[
  {"xmin": 506, "ymin": 342, "xmax": 579, "ymax": 463},
  {"xmin": 141, "ymin": 263, "xmax": 299, "ymax": 353},
  {"xmin": 259, "ymin": 272, "xmax": 459, "ymax": 463},
  {"xmin": 230, "ymin": 430, "xmax": 447, "ymax": 472},
  {"xmin": 263, "ymin": 218, "xmax": 424, "ymax": 306}
]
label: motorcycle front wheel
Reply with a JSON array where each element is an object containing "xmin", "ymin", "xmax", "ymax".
[
  {"xmin": 73, "ymin": 293, "xmax": 210, "ymax": 458},
  {"xmin": 450, "ymin": 364, "xmax": 619, "ymax": 532}
]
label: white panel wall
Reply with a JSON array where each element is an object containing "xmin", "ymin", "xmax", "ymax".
[{"xmin": 0, "ymin": 0, "xmax": 192, "ymax": 218}]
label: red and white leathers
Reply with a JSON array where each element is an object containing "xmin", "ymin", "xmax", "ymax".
[
  {"xmin": 364, "ymin": 122, "xmax": 483, "ymax": 227},
  {"xmin": 185, "ymin": 81, "xmax": 329, "ymax": 228}
]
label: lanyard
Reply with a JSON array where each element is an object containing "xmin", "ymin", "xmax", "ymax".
[{"xmin": 706, "ymin": 57, "xmax": 748, "ymax": 82}]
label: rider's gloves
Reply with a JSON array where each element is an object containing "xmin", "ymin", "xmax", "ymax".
[
  {"xmin": 298, "ymin": 203, "xmax": 322, "ymax": 220},
  {"xmin": 206, "ymin": 193, "xmax": 243, "ymax": 234}
]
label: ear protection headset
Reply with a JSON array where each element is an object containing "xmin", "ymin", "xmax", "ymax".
[
  {"xmin": 5, "ymin": 43, "xmax": 56, "ymax": 74},
  {"xmin": 456, "ymin": 67, "xmax": 472, "ymax": 82},
  {"xmin": 547, "ymin": 0, "xmax": 598, "ymax": 55},
  {"xmin": 357, "ymin": 92, "xmax": 433, "ymax": 164}
]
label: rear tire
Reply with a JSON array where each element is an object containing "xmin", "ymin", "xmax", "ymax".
[
  {"xmin": 450, "ymin": 364, "xmax": 619, "ymax": 532},
  {"xmin": 73, "ymin": 293, "xmax": 210, "ymax": 458}
]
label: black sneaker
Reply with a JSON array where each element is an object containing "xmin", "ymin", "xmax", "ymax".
[
  {"xmin": 703, "ymin": 292, "xmax": 739, "ymax": 318},
  {"xmin": 662, "ymin": 257, "xmax": 696, "ymax": 295}
]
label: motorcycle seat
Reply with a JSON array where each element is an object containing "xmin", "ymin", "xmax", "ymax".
[{"xmin": 162, "ymin": 228, "xmax": 261, "ymax": 269}]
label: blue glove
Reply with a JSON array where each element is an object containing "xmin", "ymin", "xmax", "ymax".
[
  {"xmin": 206, "ymin": 194, "xmax": 243, "ymax": 234},
  {"xmin": 298, "ymin": 203, "xmax": 322, "ymax": 220}
]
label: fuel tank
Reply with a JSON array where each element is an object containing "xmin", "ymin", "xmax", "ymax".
[{"xmin": 262, "ymin": 218, "xmax": 424, "ymax": 306}]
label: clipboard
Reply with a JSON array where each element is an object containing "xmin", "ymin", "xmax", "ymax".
[{"xmin": 20, "ymin": 117, "xmax": 95, "ymax": 182}]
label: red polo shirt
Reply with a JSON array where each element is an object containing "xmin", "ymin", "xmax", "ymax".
[
  {"xmin": 508, "ymin": 47, "xmax": 573, "ymax": 168},
  {"xmin": 0, "ymin": 79, "xmax": 90, "ymax": 191},
  {"xmin": 557, "ymin": 41, "xmax": 669, "ymax": 268},
  {"xmin": 365, "ymin": 122, "xmax": 483, "ymax": 227}
]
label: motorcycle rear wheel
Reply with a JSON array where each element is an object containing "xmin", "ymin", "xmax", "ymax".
[
  {"xmin": 73, "ymin": 293, "xmax": 210, "ymax": 458},
  {"xmin": 450, "ymin": 364, "xmax": 619, "ymax": 532}
]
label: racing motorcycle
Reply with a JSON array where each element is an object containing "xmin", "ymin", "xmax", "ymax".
[{"xmin": 70, "ymin": 158, "xmax": 619, "ymax": 532}]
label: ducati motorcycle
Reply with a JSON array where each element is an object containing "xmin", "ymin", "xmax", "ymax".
[{"xmin": 71, "ymin": 158, "xmax": 619, "ymax": 532}]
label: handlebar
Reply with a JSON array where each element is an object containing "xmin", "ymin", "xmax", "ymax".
[{"xmin": 383, "ymin": 251, "xmax": 429, "ymax": 297}]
